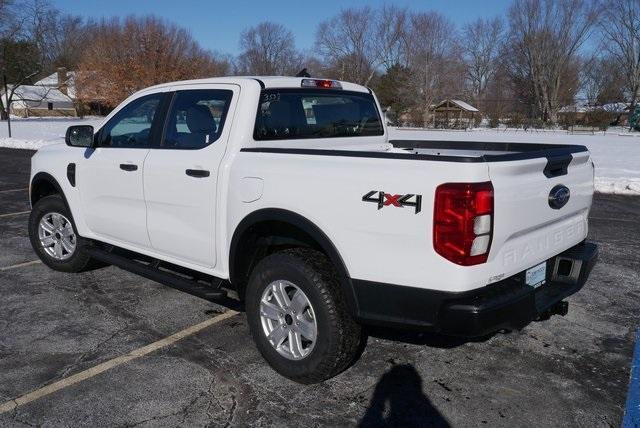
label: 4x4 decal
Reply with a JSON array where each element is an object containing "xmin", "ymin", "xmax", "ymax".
[{"xmin": 362, "ymin": 191, "xmax": 422, "ymax": 214}]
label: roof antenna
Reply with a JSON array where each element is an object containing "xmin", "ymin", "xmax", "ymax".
[{"xmin": 295, "ymin": 68, "xmax": 311, "ymax": 78}]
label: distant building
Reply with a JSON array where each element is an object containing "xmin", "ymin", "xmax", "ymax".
[
  {"xmin": 430, "ymin": 99, "xmax": 479, "ymax": 129},
  {"xmin": 391, "ymin": 99, "xmax": 480, "ymax": 128},
  {"xmin": 1, "ymin": 68, "xmax": 77, "ymax": 117},
  {"xmin": 558, "ymin": 102, "xmax": 629, "ymax": 127}
]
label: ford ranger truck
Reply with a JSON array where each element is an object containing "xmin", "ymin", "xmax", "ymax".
[{"xmin": 28, "ymin": 77, "xmax": 598, "ymax": 383}]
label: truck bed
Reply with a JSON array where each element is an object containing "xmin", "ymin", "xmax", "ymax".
[{"xmin": 390, "ymin": 139, "xmax": 588, "ymax": 163}]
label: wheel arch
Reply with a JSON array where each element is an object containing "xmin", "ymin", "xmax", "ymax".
[
  {"xmin": 229, "ymin": 208, "xmax": 358, "ymax": 316},
  {"xmin": 30, "ymin": 172, "xmax": 70, "ymax": 209}
]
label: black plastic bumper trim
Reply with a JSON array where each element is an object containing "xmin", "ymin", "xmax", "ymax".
[{"xmin": 351, "ymin": 241, "xmax": 598, "ymax": 337}]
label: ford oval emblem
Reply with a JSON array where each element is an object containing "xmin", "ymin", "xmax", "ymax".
[{"xmin": 548, "ymin": 185, "xmax": 570, "ymax": 209}]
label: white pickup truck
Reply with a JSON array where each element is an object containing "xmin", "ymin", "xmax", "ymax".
[{"xmin": 28, "ymin": 76, "xmax": 598, "ymax": 383}]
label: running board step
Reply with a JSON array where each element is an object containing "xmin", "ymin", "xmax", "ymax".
[{"xmin": 86, "ymin": 246, "xmax": 229, "ymax": 302}]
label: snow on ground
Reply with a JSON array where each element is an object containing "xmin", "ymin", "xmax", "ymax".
[
  {"xmin": 390, "ymin": 127, "xmax": 640, "ymax": 195},
  {"xmin": 0, "ymin": 117, "xmax": 101, "ymax": 150},
  {"xmin": 0, "ymin": 118, "xmax": 638, "ymax": 195}
]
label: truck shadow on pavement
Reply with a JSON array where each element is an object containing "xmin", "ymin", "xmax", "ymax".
[
  {"xmin": 365, "ymin": 325, "xmax": 493, "ymax": 348},
  {"xmin": 358, "ymin": 364, "xmax": 449, "ymax": 427}
]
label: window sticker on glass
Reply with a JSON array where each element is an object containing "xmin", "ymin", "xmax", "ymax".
[{"xmin": 262, "ymin": 92, "xmax": 280, "ymax": 102}]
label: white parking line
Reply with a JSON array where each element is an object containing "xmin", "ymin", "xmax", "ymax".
[
  {"xmin": 0, "ymin": 211, "xmax": 30, "ymax": 219},
  {"xmin": 0, "ymin": 310, "xmax": 239, "ymax": 414},
  {"xmin": 0, "ymin": 260, "xmax": 42, "ymax": 272},
  {"xmin": 0, "ymin": 188, "xmax": 28, "ymax": 194},
  {"xmin": 590, "ymin": 216, "xmax": 638, "ymax": 223}
]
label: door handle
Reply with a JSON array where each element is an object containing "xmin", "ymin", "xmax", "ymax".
[
  {"xmin": 185, "ymin": 169, "xmax": 210, "ymax": 178},
  {"xmin": 120, "ymin": 164, "xmax": 138, "ymax": 171}
]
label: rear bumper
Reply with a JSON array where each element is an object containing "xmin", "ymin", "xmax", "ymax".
[{"xmin": 351, "ymin": 241, "xmax": 598, "ymax": 337}]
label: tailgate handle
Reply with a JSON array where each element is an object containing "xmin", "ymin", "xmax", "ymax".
[{"xmin": 544, "ymin": 155, "xmax": 572, "ymax": 178}]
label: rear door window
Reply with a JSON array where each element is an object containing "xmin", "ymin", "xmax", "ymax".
[
  {"xmin": 254, "ymin": 89, "xmax": 383, "ymax": 141},
  {"xmin": 163, "ymin": 89, "xmax": 233, "ymax": 149}
]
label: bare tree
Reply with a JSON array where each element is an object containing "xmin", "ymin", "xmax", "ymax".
[
  {"xmin": 581, "ymin": 55, "xmax": 626, "ymax": 105},
  {"xmin": 76, "ymin": 16, "xmax": 230, "ymax": 107},
  {"xmin": 0, "ymin": 0, "xmax": 57, "ymax": 127},
  {"xmin": 0, "ymin": 0, "xmax": 14, "ymax": 119},
  {"xmin": 600, "ymin": 0, "xmax": 640, "ymax": 111},
  {"xmin": 315, "ymin": 7, "xmax": 377, "ymax": 84},
  {"xmin": 0, "ymin": 38, "xmax": 40, "ymax": 129},
  {"xmin": 483, "ymin": 57, "xmax": 516, "ymax": 127},
  {"xmin": 374, "ymin": 5, "xmax": 409, "ymax": 70},
  {"xmin": 0, "ymin": 0, "xmax": 16, "ymax": 36},
  {"xmin": 0, "ymin": 0, "xmax": 24, "ymax": 40},
  {"xmin": 404, "ymin": 11, "xmax": 461, "ymax": 126},
  {"xmin": 315, "ymin": 6, "xmax": 407, "ymax": 85},
  {"xmin": 16, "ymin": 0, "xmax": 60, "ymax": 68},
  {"xmin": 6, "ymin": 0, "xmax": 87, "ymax": 71},
  {"xmin": 45, "ymin": 14, "xmax": 87, "ymax": 69},
  {"xmin": 237, "ymin": 22, "xmax": 301, "ymax": 75},
  {"xmin": 506, "ymin": 0, "xmax": 600, "ymax": 123},
  {"xmin": 462, "ymin": 17, "xmax": 504, "ymax": 108},
  {"xmin": 0, "ymin": 0, "xmax": 92, "ymax": 128}
]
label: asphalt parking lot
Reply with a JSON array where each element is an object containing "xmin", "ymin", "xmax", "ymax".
[{"xmin": 0, "ymin": 147, "xmax": 638, "ymax": 427}]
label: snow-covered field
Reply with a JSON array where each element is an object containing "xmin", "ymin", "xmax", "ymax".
[
  {"xmin": 0, "ymin": 118, "xmax": 638, "ymax": 195},
  {"xmin": 0, "ymin": 117, "xmax": 101, "ymax": 150}
]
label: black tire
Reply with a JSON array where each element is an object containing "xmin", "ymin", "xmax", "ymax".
[
  {"xmin": 245, "ymin": 248, "xmax": 363, "ymax": 384},
  {"xmin": 28, "ymin": 194, "xmax": 95, "ymax": 272}
]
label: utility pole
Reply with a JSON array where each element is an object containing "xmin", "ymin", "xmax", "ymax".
[{"xmin": 2, "ymin": 74, "xmax": 11, "ymax": 138}]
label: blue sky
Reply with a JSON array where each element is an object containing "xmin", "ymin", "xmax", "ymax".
[{"xmin": 52, "ymin": 0, "xmax": 511, "ymax": 56}]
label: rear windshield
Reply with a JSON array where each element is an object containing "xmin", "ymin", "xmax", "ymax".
[{"xmin": 254, "ymin": 89, "xmax": 384, "ymax": 141}]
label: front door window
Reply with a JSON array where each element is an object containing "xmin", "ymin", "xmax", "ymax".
[{"xmin": 99, "ymin": 94, "xmax": 163, "ymax": 148}]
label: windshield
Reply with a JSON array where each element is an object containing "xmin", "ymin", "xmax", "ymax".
[{"xmin": 254, "ymin": 89, "xmax": 384, "ymax": 141}]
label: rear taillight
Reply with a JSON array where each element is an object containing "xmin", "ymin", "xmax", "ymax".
[{"xmin": 433, "ymin": 182, "xmax": 494, "ymax": 266}]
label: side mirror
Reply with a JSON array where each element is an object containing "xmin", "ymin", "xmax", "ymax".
[{"xmin": 65, "ymin": 125, "xmax": 94, "ymax": 147}]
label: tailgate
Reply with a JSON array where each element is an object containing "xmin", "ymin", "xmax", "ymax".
[{"xmin": 487, "ymin": 150, "xmax": 593, "ymax": 281}]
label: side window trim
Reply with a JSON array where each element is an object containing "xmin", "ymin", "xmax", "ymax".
[
  {"xmin": 159, "ymin": 91, "xmax": 177, "ymax": 149},
  {"xmin": 152, "ymin": 92, "xmax": 174, "ymax": 149}
]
